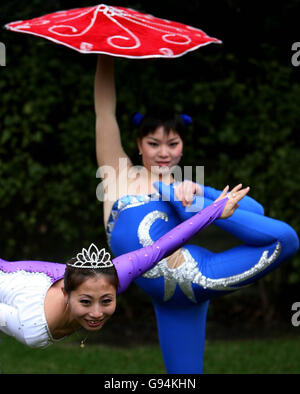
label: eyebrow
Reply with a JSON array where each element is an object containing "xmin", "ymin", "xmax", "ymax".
[
  {"xmin": 79, "ymin": 293, "xmax": 114, "ymax": 298},
  {"xmin": 146, "ymin": 136, "xmax": 180, "ymax": 142}
]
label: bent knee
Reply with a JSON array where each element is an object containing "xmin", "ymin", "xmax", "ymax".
[{"xmin": 279, "ymin": 223, "xmax": 299, "ymax": 257}]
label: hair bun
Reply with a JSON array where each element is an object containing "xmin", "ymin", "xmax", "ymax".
[
  {"xmin": 180, "ymin": 114, "xmax": 192, "ymax": 126},
  {"xmin": 132, "ymin": 112, "xmax": 145, "ymax": 126}
]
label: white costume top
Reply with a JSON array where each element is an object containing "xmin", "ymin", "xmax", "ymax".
[{"xmin": 0, "ymin": 259, "xmax": 66, "ymax": 348}]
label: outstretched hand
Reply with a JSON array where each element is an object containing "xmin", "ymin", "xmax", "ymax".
[
  {"xmin": 215, "ymin": 184, "xmax": 250, "ymax": 219},
  {"xmin": 174, "ymin": 180, "xmax": 203, "ymax": 207}
]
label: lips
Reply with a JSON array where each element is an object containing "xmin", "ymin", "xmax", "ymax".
[
  {"xmin": 156, "ymin": 162, "xmax": 170, "ymax": 167},
  {"xmin": 85, "ymin": 319, "xmax": 104, "ymax": 328}
]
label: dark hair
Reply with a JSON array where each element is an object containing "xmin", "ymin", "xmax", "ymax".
[
  {"xmin": 64, "ymin": 257, "xmax": 119, "ymax": 295},
  {"xmin": 133, "ymin": 110, "xmax": 191, "ymax": 141}
]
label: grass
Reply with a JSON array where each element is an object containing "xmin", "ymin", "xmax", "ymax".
[
  {"xmin": 0, "ymin": 334, "xmax": 165, "ymax": 374},
  {"xmin": 0, "ymin": 334, "xmax": 300, "ymax": 374},
  {"xmin": 204, "ymin": 338, "xmax": 300, "ymax": 374}
]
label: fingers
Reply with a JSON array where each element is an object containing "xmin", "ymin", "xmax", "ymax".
[
  {"xmin": 220, "ymin": 186, "xmax": 249, "ymax": 219},
  {"xmin": 195, "ymin": 183, "xmax": 204, "ymax": 196},
  {"xmin": 224, "ymin": 185, "xmax": 250, "ymax": 217},
  {"xmin": 213, "ymin": 185, "xmax": 229, "ymax": 204},
  {"xmin": 220, "ymin": 185, "xmax": 229, "ymax": 199},
  {"xmin": 175, "ymin": 181, "xmax": 196, "ymax": 207},
  {"xmin": 231, "ymin": 183, "xmax": 243, "ymax": 193},
  {"xmin": 238, "ymin": 186, "xmax": 250, "ymax": 199},
  {"xmin": 182, "ymin": 193, "xmax": 194, "ymax": 207},
  {"xmin": 232, "ymin": 186, "xmax": 250, "ymax": 203},
  {"xmin": 223, "ymin": 185, "xmax": 230, "ymax": 194},
  {"xmin": 227, "ymin": 184, "xmax": 249, "ymax": 200}
]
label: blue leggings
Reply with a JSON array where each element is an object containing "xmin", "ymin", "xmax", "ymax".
[{"xmin": 135, "ymin": 184, "xmax": 299, "ymax": 373}]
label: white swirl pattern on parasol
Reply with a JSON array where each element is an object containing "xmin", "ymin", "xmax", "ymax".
[{"xmin": 5, "ymin": 4, "xmax": 221, "ymax": 58}]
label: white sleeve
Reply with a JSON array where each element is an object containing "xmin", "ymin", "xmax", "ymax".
[{"xmin": 0, "ymin": 303, "xmax": 25, "ymax": 344}]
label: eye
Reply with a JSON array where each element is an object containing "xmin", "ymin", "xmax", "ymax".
[
  {"xmin": 102, "ymin": 298, "xmax": 113, "ymax": 305},
  {"xmin": 169, "ymin": 142, "xmax": 179, "ymax": 147},
  {"xmin": 80, "ymin": 299, "xmax": 91, "ymax": 306},
  {"xmin": 148, "ymin": 142, "xmax": 158, "ymax": 147}
]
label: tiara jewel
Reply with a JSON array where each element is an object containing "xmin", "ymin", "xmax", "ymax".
[{"xmin": 67, "ymin": 243, "xmax": 113, "ymax": 269}]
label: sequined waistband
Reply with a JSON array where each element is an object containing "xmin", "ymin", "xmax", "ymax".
[{"xmin": 106, "ymin": 192, "xmax": 160, "ymax": 245}]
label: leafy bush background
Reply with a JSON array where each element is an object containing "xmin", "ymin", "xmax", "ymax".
[{"xmin": 1, "ymin": 0, "xmax": 299, "ymax": 327}]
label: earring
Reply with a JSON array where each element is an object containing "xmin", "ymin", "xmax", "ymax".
[{"xmin": 139, "ymin": 152, "xmax": 142, "ymax": 156}]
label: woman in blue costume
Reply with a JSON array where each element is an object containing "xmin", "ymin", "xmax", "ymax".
[{"xmin": 94, "ymin": 55, "xmax": 299, "ymax": 374}]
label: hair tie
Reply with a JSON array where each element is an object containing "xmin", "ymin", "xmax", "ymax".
[
  {"xmin": 180, "ymin": 114, "xmax": 192, "ymax": 126},
  {"xmin": 132, "ymin": 112, "xmax": 145, "ymax": 126}
]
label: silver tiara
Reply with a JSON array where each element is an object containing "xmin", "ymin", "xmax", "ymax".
[{"xmin": 67, "ymin": 243, "xmax": 113, "ymax": 269}]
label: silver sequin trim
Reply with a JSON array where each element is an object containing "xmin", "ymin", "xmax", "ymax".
[
  {"xmin": 138, "ymin": 210, "xmax": 282, "ymax": 303},
  {"xmin": 191, "ymin": 242, "xmax": 281, "ymax": 291},
  {"xmin": 138, "ymin": 210, "xmax": 169, "ymax": 246},
  {"xmin": 106, "ymin": 193, "xmax": 160, "ymax": 246}
]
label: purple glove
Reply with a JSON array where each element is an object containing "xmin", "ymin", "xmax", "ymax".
[{"xmin": 113, "ymin": 197, "xmax": 228, "ymax": 293}]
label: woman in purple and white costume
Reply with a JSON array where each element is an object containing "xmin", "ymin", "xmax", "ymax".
[{"xmin": 0, "ymin": 186, "xmax": 245, "ymax": 349}]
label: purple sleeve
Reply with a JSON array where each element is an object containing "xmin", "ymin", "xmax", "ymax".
[
  {"xmin": 113, "ymin": 197, "xmax": 228, "ymax": 294},
  {"xmin": 0, "ymin": 259, "xmax": 66, "ymax": 284}
]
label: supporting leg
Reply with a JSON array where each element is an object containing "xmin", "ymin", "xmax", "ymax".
[{"xmin": 153, "ymin": 301, "xmax": 209, "ymax": 374}]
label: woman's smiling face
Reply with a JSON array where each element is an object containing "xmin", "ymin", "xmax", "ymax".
[
  {"xmin": 137, "ymin": 126, "xmax": 183, "ymax": 175},
  {"xmin": 68, "ymin": 275, "xmax": 117, "ymax": 330}
]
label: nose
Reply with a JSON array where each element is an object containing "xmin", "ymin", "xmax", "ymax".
[
  {"xmin": 89, "ymin": 305, "xmax": 104, "ymax": 320},
  {"xmin": 158, "ymin": 144, "xmax": 169, "ymax": 158}
]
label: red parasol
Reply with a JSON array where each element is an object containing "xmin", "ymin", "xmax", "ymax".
[{"xmin": 5, "ymin": 4, "xmax": 221, "ymax": 59}]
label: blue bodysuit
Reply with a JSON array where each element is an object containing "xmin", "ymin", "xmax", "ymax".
[{"xmin": 106, "ymin": 182, "xmax": 299, "ymax": 374}]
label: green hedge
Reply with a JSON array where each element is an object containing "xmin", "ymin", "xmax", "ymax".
[{"xmin": 0, "ymin": 0, "xmax": 299, "ymax": 296}]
